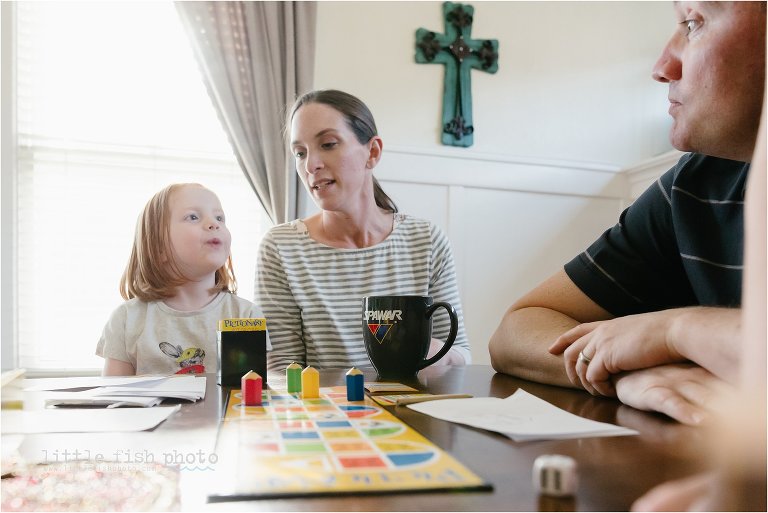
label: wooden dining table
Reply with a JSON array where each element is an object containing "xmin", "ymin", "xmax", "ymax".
[{"xmin": 5, "ymin": 365, "xmax": 721, "ymax": 511}]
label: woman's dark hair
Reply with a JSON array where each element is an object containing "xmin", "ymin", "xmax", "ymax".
[{"xmin": 287, "ymin": 89, "xmax": 398, "ymax": 213}]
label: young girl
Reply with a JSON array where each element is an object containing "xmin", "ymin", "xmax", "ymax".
[{"xmin": 96, "ymin": 183, "xmax": 267, "ymax": 376}]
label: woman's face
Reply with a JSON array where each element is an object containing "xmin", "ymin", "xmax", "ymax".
[{"xmin": 290, "ymin": 102, "xmax": 375, "ymax": 213}]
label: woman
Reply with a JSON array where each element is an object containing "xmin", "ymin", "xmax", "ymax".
[{"xmin": 256, "ymin": 89, "xmax": 471, "ymax": 371}]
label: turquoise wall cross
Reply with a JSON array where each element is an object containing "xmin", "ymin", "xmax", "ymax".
[{"xmin": 415, "ymin": 2, "xmax": 499, "ymax": 147}]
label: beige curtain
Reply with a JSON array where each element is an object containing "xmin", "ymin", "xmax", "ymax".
[{"xmin": 175, "ymin": 1, "xmax": 316, "ymax": 224}]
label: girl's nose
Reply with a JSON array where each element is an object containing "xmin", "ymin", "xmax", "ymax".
[{"xmin": 207, "ymin": 219, "xmax": 220, "ymax": 230}]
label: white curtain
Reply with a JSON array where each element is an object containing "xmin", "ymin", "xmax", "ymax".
[{"xmin": 176, "ymin": 1, "xmax": 316, "ymax": 224}]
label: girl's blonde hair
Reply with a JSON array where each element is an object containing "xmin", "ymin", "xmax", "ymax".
[{"xmin": 119, "ymin": 183, "xmax": 237, "ymax": 301}]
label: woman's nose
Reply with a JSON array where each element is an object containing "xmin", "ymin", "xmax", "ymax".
[{"xmin": 305, "ymin": 152, "xmax": 323, "ymax": 174}]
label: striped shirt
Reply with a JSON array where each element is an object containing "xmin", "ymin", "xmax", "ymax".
[
  {"xmin": 565, "ymin": 153, "xmax": 748, "ymax": 316},
  {"xmin": 255, "ymin": 214, "xmax": 471, "ymax": 371}
]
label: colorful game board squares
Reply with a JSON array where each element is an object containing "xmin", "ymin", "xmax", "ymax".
[
  {"xmin": 249, "ymin": 443, "xmax": 281, "ymax": 453},
  {"xmin": 281, "ymin": 431, "xmax": 320, "ymax": 440},
  {"xmin": 313, "ymin": 412, "xmax": 348, "ymax": 420},
  {"xmin": 386, "ymin": 452, "xmax": 435, "ymax": 467},
  {"xmin": 305, "ymin": 405, "xmax": 337, "ymax": 413},
  {"xmin": 278, "ymin": 420, "xmax": 316, "ymax": 430},
  {"xmin": 273, "ymin": 406, "xmax": 305, "ymax": 412},
  {"xmin": 338, "ymin": 405, "xmax": 378, "ymax": 418},
  {"xmin": 328, "ymin": 441, "xmax": 373, "ymax": 452},
  {"xmin": 274, "ymin": 412, "xmax": 310, "ymax": 421},
  {"xmin": 232, "ymin": 403, "xmax": 267, "ymax": 413},
  {"xmin": 315, "ymin": 420, "xmax": 352, "ymax": 429},
  {"xmin": 304, "ymin": 398, "xmax": 331, "ymax": 405},
  {"xmin": 375, "ymin": 441, "xmax": 418, "ymax": 452},
  {"xmin": 356, "ymin": 420, "xmax": 404, "ymax": 437},
  {"xmin": 320, "ymin": 429, "xmax": 360, "ymax": 439},
  {"xmin": 337, "ymin": 455, "xmax": 387, "ymax": 469},
  {"xmin": 285, "ymin": 442, "xmax": 326, "ymax": 454}
]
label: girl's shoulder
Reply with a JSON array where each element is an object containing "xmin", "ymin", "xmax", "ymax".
[
  {"xmin": 113, "ymin": 297, "xmax": 151, "ymax": 315},
  {"xmin": 218, "ymin": 292, "xmax": 265, "ymax": 317},
  {"xmin": 104, "ymin": 297, "xmax": 155, "ymax": 327},
  {"xmin": 220, "ymin": 292, "xmax": 255, "ymax": 308}
]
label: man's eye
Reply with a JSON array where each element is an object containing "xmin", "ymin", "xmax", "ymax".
[{"xmin": 682, "ymin": 18, "xmax": 700, "ymax": 35}]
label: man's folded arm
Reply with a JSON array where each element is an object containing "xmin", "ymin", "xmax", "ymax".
[{"xmin": 488, "ymin": 269, "xmax": 613, "ymax": 387}]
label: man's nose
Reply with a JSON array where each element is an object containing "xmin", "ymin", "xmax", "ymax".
[{"xmin": 652, "ymin": 37, "xmax": 682, "ymax": 83}]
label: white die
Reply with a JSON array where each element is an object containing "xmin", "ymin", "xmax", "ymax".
[{"xmin": 532, "ymin": 454, "xmax": 578, "ymax": 497}]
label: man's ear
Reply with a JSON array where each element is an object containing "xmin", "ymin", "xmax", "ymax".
[{"xmin": 366, "ymin": 136, "xmax": 384, "ymax": 169}]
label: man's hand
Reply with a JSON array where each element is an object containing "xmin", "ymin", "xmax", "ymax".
[
  {"xmin": 631, "ymin": 472, "xmax": 719, "ymax": 511},
  {"xmin": 613, "ymin": 364, "xmax": 732, "ymax": 426},
  {"xmin": 548, "ymin": 310, "xmax": 685, "ymax": 395},
  {"xmin": 549, "ymin": 307, "xmax": 740, "ymax": 396}
]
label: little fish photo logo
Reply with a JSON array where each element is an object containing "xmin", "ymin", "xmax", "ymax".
[{"xmin": 364, "ymin": 309, "xmax": 402, "ymax": 344}]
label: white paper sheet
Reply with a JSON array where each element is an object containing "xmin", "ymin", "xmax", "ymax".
[
  {"xmin": 408, "ymin": 389, "xmax": 638, "ymax": 442},
  {"xmin": 96, "ymin": 376, "xmax": 206, "ymax": 401},
  {"xmin": 44, "ymin": 393, "xmax": 164, "ymax": 408},
  {"xmin": 1, "ymin": 405, "xmax": 181, "ymax": 434},
  {"xmin": 22, "ymin": 376, "xmax": 168, "ymax": 391},
  {"xmin": 22, "ymin": 375, "xmax": 206, "ymax": 401}
]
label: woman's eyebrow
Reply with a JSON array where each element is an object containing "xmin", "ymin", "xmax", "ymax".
[{"xmin": 291, "ymin": 128, "xmax": 338, "ymax": 147}]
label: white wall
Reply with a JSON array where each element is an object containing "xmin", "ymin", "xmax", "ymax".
[{"xmin": 312, "ymin": 2, "xmax": 677, "ymax": 363}]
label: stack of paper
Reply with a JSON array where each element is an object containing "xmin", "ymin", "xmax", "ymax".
[
  {"xmin": 408, "ymin": 389, "xmax": 638, "ymax": 442},
  {"xmin": 23, "ymin": 375, "xmax": 206, "ymax": 408},
  {"xmin": 2, "ymin": 406, "xmax": 181, "ymax": 433}
]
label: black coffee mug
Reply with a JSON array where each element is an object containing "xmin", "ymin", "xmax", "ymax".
[{"xmin": 362, "ymin": 295, "xmax": 458, "ymax": 379}]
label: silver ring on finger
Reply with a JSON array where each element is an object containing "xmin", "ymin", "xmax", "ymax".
[{"xmin": 577, "ymin": 350, "xmax": 592, "ymax": 366}]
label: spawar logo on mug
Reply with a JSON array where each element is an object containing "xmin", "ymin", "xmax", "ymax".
[{"xmin": 364, "ymin": 310, "xmax": 402, "ymax": 344}]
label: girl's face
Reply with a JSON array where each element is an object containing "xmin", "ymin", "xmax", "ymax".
[
  {"xmin": 168, "ymin": 185, "xmax": 231, "ymax": 281},
  {"xmin": 289, "ymin": 102, "xmax": 377, "ymax": 213}
]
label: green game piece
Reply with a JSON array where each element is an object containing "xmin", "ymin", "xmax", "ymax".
[{"xmin": 286, "ymin": 362, "xmax": 302, "ymax": 393}]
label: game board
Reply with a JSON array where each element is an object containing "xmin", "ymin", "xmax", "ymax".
[{"xmin": 208, "ymin": 386, "xmax": 490, "ymax": 501}]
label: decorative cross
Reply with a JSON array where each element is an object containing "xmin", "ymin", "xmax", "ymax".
[{"xmin": 415, "ymin": 2, "xmax": 499, "ymax": 147}]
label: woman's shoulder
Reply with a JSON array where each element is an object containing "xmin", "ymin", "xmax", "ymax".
[
  {"xmin": 263, "ymin": 219, "xmax": 310, "ymax": 240},
  {"xmin": 394, "ymin": 214, "xmax": 446, "ymax": 239},
  {"xmin": 394, "ymin": 213, "xmax": 430, "ymax": 230}
]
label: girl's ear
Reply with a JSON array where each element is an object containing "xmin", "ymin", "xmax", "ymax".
[{"xmin": 365, "ymin": 136, "xmax": 383, "ymax": 169}]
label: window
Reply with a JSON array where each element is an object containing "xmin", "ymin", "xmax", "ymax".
[{"xmin": 10, "ymin": 2, "xmax": 270, "ymax": 372}]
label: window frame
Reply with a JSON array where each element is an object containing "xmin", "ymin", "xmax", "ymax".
[{"xmin": 2, "ymin": 1, "xmax": 19, "ymax": 373}]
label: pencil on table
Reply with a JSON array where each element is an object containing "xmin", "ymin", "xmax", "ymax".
[{"xmin": 395, "ymin": 393, "xmax": 473, "ymax": 406}]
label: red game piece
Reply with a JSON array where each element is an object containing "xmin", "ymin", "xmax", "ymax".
[{"xmin": 241, "ymin": 370, "xmax": 262, "ymax": 406}]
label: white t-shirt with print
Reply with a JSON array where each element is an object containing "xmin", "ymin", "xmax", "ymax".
[{"xmin": 96, "ymin": 292, "xmax": 270, "ymax": 375}]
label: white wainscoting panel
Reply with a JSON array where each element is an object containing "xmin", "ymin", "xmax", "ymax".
[{"xmin": 377, "ymin": 147, "xmax": 628, "ymax": 364}]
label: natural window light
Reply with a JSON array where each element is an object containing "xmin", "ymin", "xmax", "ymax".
[{"xmin": 14, "ymin": 2, "xmax": 270, "ymax": 372}]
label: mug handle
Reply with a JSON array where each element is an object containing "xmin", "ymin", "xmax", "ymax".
[{"xmin": 418, "ymin": 302, "xmax": 459, "ymax": 370}]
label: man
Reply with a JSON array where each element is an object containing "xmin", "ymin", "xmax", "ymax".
[{"xmin": 489, "ymin": 1, "xmax": 765, "ymax": 425}]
